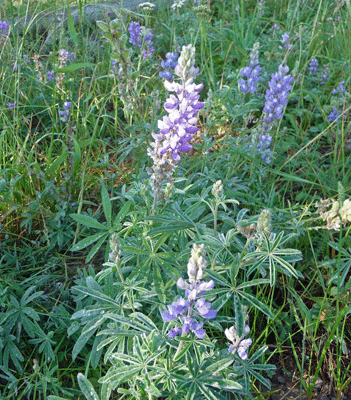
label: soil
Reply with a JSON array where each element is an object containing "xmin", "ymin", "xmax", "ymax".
[{"xmin": 257, "ymin": 350, "xmax": 351, "ymax": 400}]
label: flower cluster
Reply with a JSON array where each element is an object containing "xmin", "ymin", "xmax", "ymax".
[
  {"xmin": 320, "ymin": 71, "xmax": 329, "ymax": 85},
  {"xmin": 225, "ymin": 325, "xmax": 252, "ymax": 360},
  {"xmin": 58, "ymin": 49, "xmax": 69, "ymax": 62},
  {"xmin": 328, "ymin": 107, "xmax": 341, "ymax": 123},
  {"xmin": 332, "ymin": 80, "xmax": 346, "ymax": 96},
  {"xmin": 255, "ymin": 64, "xmax": 293, "ymax": 163},
  {"xmin": 147, "ymin": 44, "xmax": 204, "ymax": 210},
  {"xmin": 128, "ymin": 21, "xmax": 155, "ymax": 59},
  {"xmin": 308, "ymin": 58, "xmax": 319, "ymax": 75},
  {"xmin": 0, "ymin": 20, "xmax": 9, "ymax": 36},
  {"xmin": 280, "ymin": 32, "xmax": 292, "ymax": 50},
  {"xmin": 315, "ymin": 198, "xmax": 351, "ymax": 231},
  {"xmin": 32, "ymin": 54, "xmax": 44, "ymax": 83},
  {"xmin": 171, "ymin": 0, "xmax": 187, "ymax": 10},
  {"xmin": 57, "ymin": 49, "xmax": 69, "ymax": 89},
  {"xmin": 257, "ymin": 134, "xmax": 272, "ymax": 164},
  {"xmin": 139, "ymin": 2, "xmax": 156, "ymax": 11},
  {"xmin": 263, "ymin": 64, "xmax": 294, "ymax": 123},
  {"xmin": 155, "ymin": 44, "xmax": 204, "ymax": 161},
  {"xmin": 161, "ymin": 244, "xmax": 217, "ymax": 339},
  {"xmin": 47, "ymin": 70, "xmax": 55, "ymax": 82},
  {"xmin": 128, "ymin": 21, "xmax": 141, "ymax": 47},
  {"xmin": 159, "ymin": 52, "xmax": 178, "ymax": 80},
  {"xmin": 58, "ymin": 101, "xmax": 71, "ymax": 122},
  {"xmin": 239, "ymin": 42, "xmax": 262, "ymax": 94},
  {"xmin": 211, "ymin": 180, "xmax": 224, "ymax": 201}
]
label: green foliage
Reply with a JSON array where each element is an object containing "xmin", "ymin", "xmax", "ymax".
[{"xmin": 1, "ymin": 0, "xmax": 351, "ymax": 398}]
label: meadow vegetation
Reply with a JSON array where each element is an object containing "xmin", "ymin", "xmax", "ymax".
[{"xmin": 1, "ymin": 0, "xmax": 351, "ymax": 399}]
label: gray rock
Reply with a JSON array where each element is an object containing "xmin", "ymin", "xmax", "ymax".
[{"xmin": 10, "ymin": 0, "xmax": 172, "ymax": 34}]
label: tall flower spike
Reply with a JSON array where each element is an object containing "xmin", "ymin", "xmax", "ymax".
[
  {"xmin": 159, "ymin": 52, "xmax": 178, "ymax": 80},
  {"xmin": 0, "ymin": 20, "xmax": 9, "ymax": 36},
  {"xmin": 257, "ymin": 64, "xmax": 293, "ymax": 163},
  {"xmin": 308, "ymin": 58, "xmax": 319, "ymax": 75},
  {"xmin": 239, "ymin": 42, "xmax": 262, "ymax": 94},
  {"xmin": 147, "ymin": 44, "xmax": 204, "ymax": 210}
]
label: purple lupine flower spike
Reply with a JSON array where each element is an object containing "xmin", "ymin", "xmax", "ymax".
[
  {"xmin": 128, "ymin": 21, "xmax": 142, "ymax": 47},
  {"xmin": 239, "ymin": 42, "xmax": 262, "ymax": 94},
  {"xmin": 308, "ymin": 58, "xmax": 319, "ymax": 75},
  {"xmin": 160, "ymin": 52, "xmax": 178, "ymax": 80},
  {"xmin": 161, "ymin": 244, "xmax": 217, "ymax": 339},
  {"xmin": 225, "ymin": 323, "xmax": 252, "ymax": 361},
  {"xmin": 0, "ymin": 20, "xmax": 9, "ymax": 36},
  {"xmin": 257, "ymin": 64, "xmax": 293, "ymax": 163},
  {"xmin": 58, "ymin": 101, "xmax": 72, "ymax": 122}
]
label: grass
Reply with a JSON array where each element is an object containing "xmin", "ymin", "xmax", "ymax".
[{"xmin": 1, "ymin": 0, "xmax": 351, "ymax": 399}]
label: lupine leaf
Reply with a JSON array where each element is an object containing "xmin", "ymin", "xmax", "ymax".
[
  {"xmin": 99, "ymin": 180, "xmax": 112, "ymax": 228},
  {"xmin": 70, "ymin": 214, "xmax": 107, "ymax": 230},
  {"xmin": 77, "ymin": 373, "xmax": 100, "ymax": 400}
]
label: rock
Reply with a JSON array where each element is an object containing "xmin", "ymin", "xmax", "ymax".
[{"xmin": 9, "ymin": 0, "xmax": 173, "ymax": 34}]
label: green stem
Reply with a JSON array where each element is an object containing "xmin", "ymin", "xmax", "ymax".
[
  {"xmin": 173, "ymin": 333, "xmax": 187, "ymax": 360},
  {"xmin": 213, "ymin": 203, "xmax": 218, "ymax": 237}
]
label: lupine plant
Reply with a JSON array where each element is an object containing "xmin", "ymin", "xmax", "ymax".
[{"xmin": 2, "ymin": 1, "xmax": 351, "ymax": 399}]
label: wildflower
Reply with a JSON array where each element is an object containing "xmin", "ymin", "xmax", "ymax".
[
  {"xmin": 58, "ymin": 49, "xmax": 69, "ymax": 62},
  {"xmin": 320, "ymin": 71, "xmax": 329, "ymax": 85},
  {"xmin": 171, "ymin": 0, "xmax": 187, "ymax": 10},
  {"xmin": 328, "ymin": 107, "xmax": 340, "ymax": 123},
  {"xmin": 192, "ymin": 3, "xmax": 211, "ymax": 18},
  {"xmin": 70, "ymin": 52, "xmax": 76, "ymax": 61},
  {"xmin": 128, "ymin": 22, "xmax": 155, "ymax": 59},
  {"xmin": 280, "ymin": 33, "xmax": 292, "ymax": 50},
  {"xmin": 159, "ymin": 52, "xmax": 178, "ymax": 80},
  {"xmin": 308, "ymin": 58, "xmax": 319, "ymax": 75},
  {"xmin": 139, "ymin": 2, "xmax": 156, "ymax": 11},
  {"xmin": 140, "ymin": 27, "xmax": 155, "ymax": 59},
  {"xmin": 7, "ymin": 102, "xmax": 16, "ymax": 108},
  {"xmin": 0, "ymin": 20, "xmax": 9, "ymax": 36},
  {"xmin": 239, "ymin": 42, "xmax": 262, "ymax": 94},
  {"xmin": 58, "ymin": 101, "xmax": 71, "ymax": 122},
  {"xmin": 109, "ymin": 233, "xmax": 122, "ymax": 264},
  {"xmin": 147, "ymin": 44, "xmax": 204, "ymax": 210},
  {"xmin": 225, "ymin": 325, "xmax": 252, "ymax": 360},
  {"xmin": 57, "ymin": 49, "xmax": 69, "ymax": 89},
  {"xmin": 332, "ymin": 80, "xmax": 346, "ymax": 96},
  {"xmin": 211, "ymin": 180, "xmax": 224, "ymax": 200},
  {"xmin": 281, "ymin": 33, "xmax": 289, "ymax": 43},
  {"xmin": 128, "ymin": 21, "xmax": 142, "ymax": 47},
  {"xmin": 47, "ymin": 70, "xmax": 54, "ymax": 82},
  {"xmin": 263, "ymin": 64, "xmax": 293, "ymax": 123},
  {"xmin": 32, "ymin": 54, "xmax": 44, "ymax": 82},
  {"xmin": 257, "ymin": 134, "xmax": 272, "ymax": 163},
  {"xmin": 156, "ymin": 44, "xmax": 204, "ymax": 161},
  {"xmin": 340, "ymin": 199, "xmax": 351, "ymax": 225},
  {"xmin": 161, "ymin": 244, "xmax": 217, "ymax": 339},
  {"xmin": 257, "ymin": 64, "xmax": 293, "ymax": 163}
]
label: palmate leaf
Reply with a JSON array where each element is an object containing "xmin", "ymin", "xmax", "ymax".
[
  {"xmin": 243, "ymin": 232, "xmax": 303, "ymax": 286},
  {"xmin": 237, "ymin": 291, "xmax": 274, "ymax": 319},
  {"xmin": 99, "ymin": 365, "xmax": 142, "ymax": 385}
]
